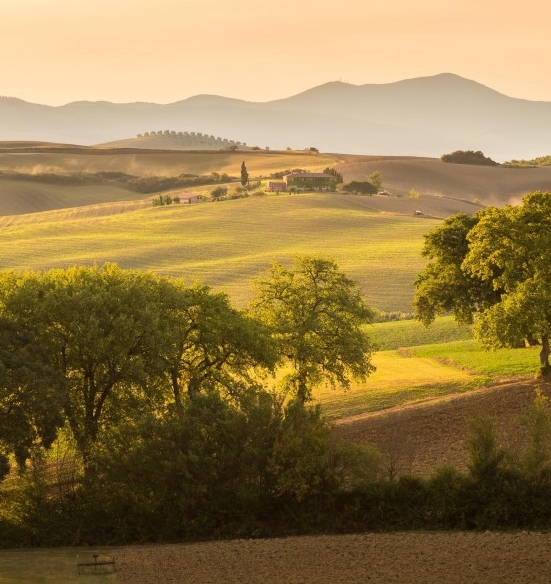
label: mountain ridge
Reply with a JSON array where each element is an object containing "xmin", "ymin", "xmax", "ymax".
[{"xmin": 2, "ymin": 74, "xmax": 550, "ymax": 160}]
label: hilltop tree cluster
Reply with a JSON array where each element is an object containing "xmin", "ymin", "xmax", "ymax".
[{"xmin": 440, "ymin": 150, "xmax": 498, "ymax": 166}]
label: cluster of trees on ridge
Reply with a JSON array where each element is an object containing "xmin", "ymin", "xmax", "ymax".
[
  {"xmin": 440, "ymin": 150, "xmax": 498, "ymax": 166},
  {"xmin": 136, "ymin": 130, "xmax": 248, "ymax": 150},
  {"xmin": 502, "ymin": 154, "xmax": 551, "ymax": 168}
]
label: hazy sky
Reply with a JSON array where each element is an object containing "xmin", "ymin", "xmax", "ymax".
[{"xmin": 2, "ymin": 0, "xmax": 550, "ymax": 105}]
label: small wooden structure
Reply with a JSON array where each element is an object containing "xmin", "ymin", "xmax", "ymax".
[{"xmin": 77, "ymin": 552, "xmax": 116, "ymax": 575}]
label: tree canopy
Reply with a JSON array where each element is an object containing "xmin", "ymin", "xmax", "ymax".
[
  {"xmin": 414, "ymin": 191, "xmax": 551, "ymax": 375},
  {"xmin": 0, "ymin": 265, "xmax": 275, "ymax": 473},
  {"xmin": 440, "ymin": 150, "xmax": 498, "ymax": 166},
  {"xmin": 250, "ymin": 256, "xmax": 375, "ymax": 405}
]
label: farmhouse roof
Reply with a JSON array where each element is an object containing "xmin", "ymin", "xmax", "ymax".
[{"xmin": 286, "ymin": 172, "xmax": 333, "ymax": 178}]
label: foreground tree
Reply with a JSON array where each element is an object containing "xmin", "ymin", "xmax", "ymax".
[
  {"xmin": 154, "ymin": 281, "xmax": 276, "ymax": 418},
  {"xmin": 0, "ymin": 265, "xmax": 170, "ymax": 472},
  {"xmin": 250, "ymin": 256, "xmax": 375, "ymax": 405},
  {"xmin": 0, "ymin": 317, "xmax": 62, "ymax": 476},
  {"xmin": 414, "ymin": 191, "xmax": 551, "ymax": 375}
]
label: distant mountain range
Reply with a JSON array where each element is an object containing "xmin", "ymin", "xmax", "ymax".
[{"xmin": 2, "ymin": 73, "xmax": 550, "ymax": 161}]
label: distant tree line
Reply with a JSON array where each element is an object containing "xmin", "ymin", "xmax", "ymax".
[
  {"xmin": 502, "ymin": 155, "xmax": 551, "ymax": 168},
  {"xmin": 137, "ymin": 130, "xmax": 248, "ymax": 149},
  {"xmin": 0, "ymin": 170, "xmax": 236, "ymax": 194}
]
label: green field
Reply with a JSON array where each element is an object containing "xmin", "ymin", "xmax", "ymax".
[
  {"xmin": 0, "ymin": 193, "xmax": 435, "ymax": 311},
  {"xmin": 0, "ymin": 548, "xmax": 116, "ymax": 583},
  {"xmin": 315, "ymin": 334, "xmax": 539, "ymax": 419}
]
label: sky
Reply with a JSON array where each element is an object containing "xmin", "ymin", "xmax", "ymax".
[{"xmin": 2, "ymin": 0, "xmax": 550, "ymax": 106}]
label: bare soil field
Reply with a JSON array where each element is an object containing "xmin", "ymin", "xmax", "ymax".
[
  {"xmin": 335, "ymin": 154, "xmax": 551, "ymax": 208},
  {"xmin": 113, "ymin": 531, "xmax": 551, "ymax": 583},
  {"xmin": 109, "ymin": 379, "xmax": 551, "ymax": 584},
  {"xmin": 336, "ymin": 377, "xmax": 550, "ymax": 476}
]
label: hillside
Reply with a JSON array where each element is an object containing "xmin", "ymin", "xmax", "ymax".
[
  {"xmin": 335, "ymin": 154, "xmax": 551, "ymax": 207},
  {"xmin": 336, "ymin": 377, "xmax": 549, "ymax": 476},
  {"xmin": 2, "ymin": 74, "xmax": 551, "ymax": 160},
  {"xmin": 0, "ymin": 146, "xmax": 336, "ymax": 215},
  {"xmin": 0, "ymin": 193, "xmax": 433, "ymax": 313},
  {"xmin": 1, "ymin": 144, "xmax": 550, "ymax": 216}
]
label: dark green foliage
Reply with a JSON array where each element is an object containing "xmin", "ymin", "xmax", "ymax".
[
  {"xmin": 152, "ymin": 194, "xmax": 174, "ymax": 206},
  {"xmin": 341, "ymin": 180, "xmax": 378, "ymax": 195},
  {"xmin": 251, "ymin": 256, "xmax": 375, "ymax": 405},
  {"xmin": 441, "ymin": 150, "xmax": 499, "ymax": 166},
  {"xmin": 0, "ymin": 317, "xmax": 63, "ymax": 469},
  {"xmin": 7, "ymin": 393, "xmax": 551, "ymax": 545},
  {"xmin": 7, "ymin": 264, "xmax": 551, "ymax": 546},
  {"xmin": 210, "ymin": 186, "xmax": 228, "ymax": 199},
  {"xmin": 323, "ymin": 167, "xmax": 343, "ymax": 183},
  {"xmin": 414, "ymin": 192, "xmax": 551, "ymax": 373},
  {"xmin": 240, "ymin": 161, "xmax": 249, "ymax": 186}
]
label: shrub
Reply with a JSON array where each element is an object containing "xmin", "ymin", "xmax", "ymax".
[
  {"xmin": 210, "ymin": 186, "xmax": 228, "ymax": 199},
  {"xmin": 341, "ymin": 181, "xmax": 377, "ymax": 195}
]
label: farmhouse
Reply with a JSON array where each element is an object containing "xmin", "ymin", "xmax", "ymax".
[
  {"xmin": 284, "ymin": 172, "xmax": 335, "ymax": 190},
  {"xmin": 181, "ymin": 195, "xmax": 204, "ymax": 204}
]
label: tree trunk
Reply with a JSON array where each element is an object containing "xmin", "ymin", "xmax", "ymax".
[
  {"xmin": 171, "ymin": 369, "xmax": 185, "ymax": 421},
  {"xmin": 539, "ymin": 334, "xmax": 551, "ymax": 377}
]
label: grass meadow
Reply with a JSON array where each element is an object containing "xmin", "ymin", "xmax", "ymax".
[
  {"xmin": 314, "ymin": 320, "xmax": 539, "ymax": 419},
  {"xmin": 0, "ymin": 548, "xmax": 116, "ymax": 583},
  {"xmin": 0, "ymin": 193, "xmax": 435, "ymax": 312}
]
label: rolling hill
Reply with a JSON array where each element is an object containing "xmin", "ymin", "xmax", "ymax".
[
  {"xmin": 0, "ymin": 143, "xmax": 549, "ymax": 313},
  {"xmin": 1, "ymin": 144, "xmax": 550, "ymax": 216},
  {"xmin": 2, "ymin": 73, "xmax": 551, "ymax": 160},
  {"xmin": 0, "ymin": 193, "xmax": 433, "ymax": 313}
]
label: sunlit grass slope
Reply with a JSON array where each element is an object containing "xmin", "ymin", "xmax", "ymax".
[
  {"xmin": 315, "ymin": 327, "xmax": 540, "ymax": 420},
  {"xmin": 0, "ymin": 193, "xmax": 434, "ymax": 311}
]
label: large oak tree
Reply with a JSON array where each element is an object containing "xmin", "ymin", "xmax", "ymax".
[{"xmin": 414, "ymin": 191, "xmax": 551, "ymax": 375}]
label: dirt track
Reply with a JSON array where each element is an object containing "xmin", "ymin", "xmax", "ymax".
[{"xmin": 112, "ymin": 379, "xmax": 551, "ymax": 584}]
